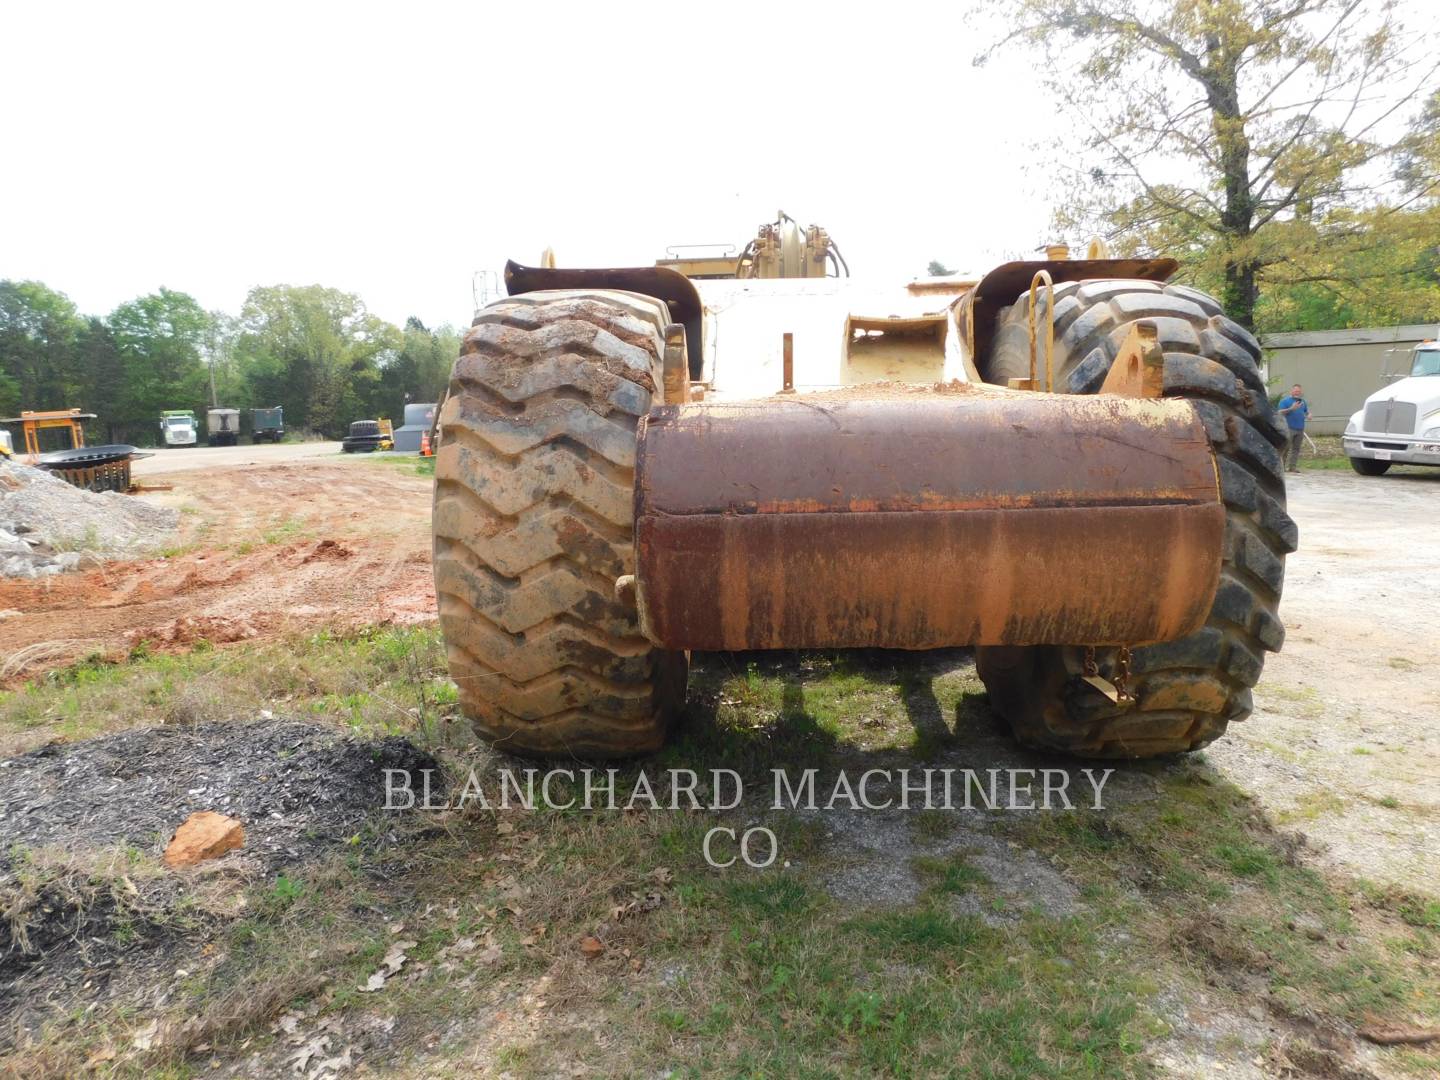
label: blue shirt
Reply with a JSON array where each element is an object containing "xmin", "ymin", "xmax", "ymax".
[{"xmin": 1278, "ymin": 395, "xmax": 1309, "ymax": 431}]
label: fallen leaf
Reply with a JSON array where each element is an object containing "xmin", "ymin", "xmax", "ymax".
[
  {"xmin": 478, "ymin": 944, "xmax": 503, "ymax": 965},
  {"xmin": 132, "ymin": 1019, "xmax": 160, "ymax": 1051},
  {"xmin": 290, "ymin": 1034, "xmax": 330, "ymax": 1072},
  {"xmin": 314, "ymin": 1047, "xmax": 353, "ymax": 1075},
  {"xmin": 579, "ymin": 936, "xmax": 605, "ymax": 959},
  {"xmin": 360, "ymin": 972, "xmax": 387, "ymax": 993},
  {"xmin": 648, "ymin": 867, "xmax": 673, "ymax": 884},
  {"xmin": 383, "ymin": 939, "xmax": 418, "ymax": 973},
  {"xmin": 496, "ymin": 822, "xmax": 515, "ymax": 836},
  {"xmin": 83, "ymin": 1048, "xmax": 117, "ymax": 1068}
]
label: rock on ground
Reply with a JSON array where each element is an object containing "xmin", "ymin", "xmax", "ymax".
[
  {"xmin": 163, "ymin": 810, "xmax": 247, "ymax": 867},
  {"xmin": 0, "ymin": 458, "xmax": 179, "ymax": 577}
]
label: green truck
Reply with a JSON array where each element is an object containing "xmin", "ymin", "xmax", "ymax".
[{"xmin": 251, "ymin": 406, "xmax": 285, "ymax": 443}]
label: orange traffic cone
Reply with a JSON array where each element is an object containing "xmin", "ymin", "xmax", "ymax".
[{"xmin": 420, "ymin": 429, "xmax": 433, "ymax": 457}]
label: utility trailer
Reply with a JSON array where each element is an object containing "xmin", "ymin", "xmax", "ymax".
[{"xmin": 207, "ymin": 408, "xmax": 240, "ymax": 447}]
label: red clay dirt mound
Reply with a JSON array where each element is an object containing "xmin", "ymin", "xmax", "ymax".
[
  {"xmin": 0, "ymin": 462, "xmax": 436, "ymax": 683},
  {"xmin": 302, "ymin": 538, "xmax": 355, "ymax": 563}
]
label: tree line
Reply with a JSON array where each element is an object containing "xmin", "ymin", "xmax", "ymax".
[{"xmin": 0, "ymin": 281, "xmax": 460, "ymax": 447}]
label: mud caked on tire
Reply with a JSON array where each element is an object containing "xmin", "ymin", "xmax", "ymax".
[
  {"xmin": 432, "ymin": 291, "xmax": 687, "ymax": 756},
  {"xmin": 978, "ymin": 280, "xmax": 1298, "ymax": 758}
]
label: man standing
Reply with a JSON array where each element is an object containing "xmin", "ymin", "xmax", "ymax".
[{"xmin": 1277, "ymin": 383, "xmax": 1309, "ymax": 473}]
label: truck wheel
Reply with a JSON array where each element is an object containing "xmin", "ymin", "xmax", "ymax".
[
  {"xmin": 978, "ymin": 280, "xmax": 1297, "ymax": 758},
  {"xmin": 1349, "ymin": 456, "xmax": 1390, "ymax": 476},
  {"xmin": 432, "ymin": 290, "xmax": 688, "ymax": 756}
]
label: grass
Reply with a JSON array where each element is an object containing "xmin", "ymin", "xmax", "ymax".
[
  {"xmin": 1012, "ymin": 763, "xmax": 1440, "ymax": 1044},
  {"xmin": 47, "ymin": 523, "xmax": 104, "ymax": 554},
  {"xmin": 0, "ymin": 625, "xmax": 457, "ymax": 756},
  {"xmin": 359, "ymin": 452, "xmax": 435, "ymax": 478},
  {"xmin": 1, "ymin": 639, "xmax": 1437, "ymax": 1077},
  {"xmin": 1298, "ymin": 434, "xmax": 1438, "ymax": 475}
]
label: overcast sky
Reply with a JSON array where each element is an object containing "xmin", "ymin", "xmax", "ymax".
[{"xmin": 4, "ymin": 2, "xmax": 1090, "ymax": 328}]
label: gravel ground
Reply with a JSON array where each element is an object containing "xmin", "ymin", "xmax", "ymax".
[
  {"xmin": 0, "ymin": 458, "xmax": 178, "ymax": 577},
  {"xmin": 1207, "ymin": 468, "xmax": 1440, "ymax": 893},
  {"xmin": 0, "ymin": 720, "xmax": 437, "ymax": 872}
]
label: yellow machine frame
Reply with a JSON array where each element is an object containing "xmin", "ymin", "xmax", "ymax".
[{"xmin": 1, "ymin": 409, "xmax": 96, "ymax": 456}]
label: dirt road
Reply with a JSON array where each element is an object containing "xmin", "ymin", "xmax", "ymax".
[
  {"xmin": 1211, "ymin": 468, "xmax": 1440, "ymax": 892},
  {"xmin": 0, "ymin": 459, "xmax": 434, "ymax": 679},
  {"xmin": 131, "ymin": 440, "xmax": 342, "ymax": 477}
]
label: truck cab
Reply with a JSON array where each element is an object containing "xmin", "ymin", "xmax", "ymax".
[
  {"xmin": 160, "ymin": 410, "xmax": 198, "ymax": 447},
  {"xmin": 1343, "ymin": 341, "xmax": 1440, "ymax": 475}
]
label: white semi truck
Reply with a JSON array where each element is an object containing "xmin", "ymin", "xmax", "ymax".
[
  {"xmin": 1343, "ymin": 340, "xmax": 1440, "ymax": 475},
  {"xmin": 160, "ymin": 410, "xmax": 197, "ymax": 447}
]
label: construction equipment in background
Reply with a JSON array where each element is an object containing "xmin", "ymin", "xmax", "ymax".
[
  {"xmin": 160, "ymin": 410, "xmax": 198, "ymax": 448},
  {"xmin": 433, "ymin": 215, "xmax": 1295, "ymax": 760},
  {"xmin": 392, "ymin": 403, "xmax": 438, "ymax": 453},
  {"xmin": 341, "ymin": 419, "xmax": 390, "ymax": 453},
  {"xmin": 419, "ymin": 428, "xmax": 433, "ymax": 457},
  {"xmin": 36, "ymin": 444, "xmax": 151, "ymax": 492},
  {"xmin": 1, "ymin": 409, "xmax": 97, "ymax": 458},
  {"xmin": 207, "ymin": 408, "xmax": 240, "ymax": 447},
  {"xmin": 251, "ymin": 406, "xmax": 285, "ymax": 443},
  {"xmin": 0, "ymin": 430, "xmax": 12, "ymax": 457}
]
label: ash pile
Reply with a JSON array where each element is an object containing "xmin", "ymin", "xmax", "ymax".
[{"xmin": 0, "ymin": 458, "xmax": 179, "ymax": 578}]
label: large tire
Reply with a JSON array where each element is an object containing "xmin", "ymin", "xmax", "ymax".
[
  {"xmin": 976, "ymin": 279, "xmax": 1298, "ymax": 758},
  {"xmin": 432, "ymin": 290, "xmax": 688, "ymax": 756},
  {"xmin": 1349, "ymin": 456, "xmax": 1391, "ymax": 476}
]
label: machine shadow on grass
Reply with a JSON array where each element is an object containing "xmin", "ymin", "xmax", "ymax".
[{"xmin": 666, "ymin": 647, "xmax": 1023, "ymax": 778}]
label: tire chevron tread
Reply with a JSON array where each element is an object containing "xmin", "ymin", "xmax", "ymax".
[
  {"xmin": 433, "ymin": 291, "xmax": 687, "ymax": 756},
  {"xmin": 976, "ymin": 281, "xmax": 1295, "ymax": 758}
]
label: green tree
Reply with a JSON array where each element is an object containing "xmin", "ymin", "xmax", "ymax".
[
  {"xmin": 74, "ymin": 317, "xmax": 127, "ymax": 442},
  {"xmin": 235, "ymin": 285, "xmax": 401, "ymax": 437},
  {"xmin": 202, "ymin": 310, "xmax": 245, "ymax": 410},
  {"xmin": 0, "ymin": 280, "xmax": 85, "ymax": 417},
  {"xmin": 1396, "ymin": 87, "xmax": 1440, "ymax": 197},
  {"xmin": 927, "ymin": 260, "xmax": 955, "ymax": 277},
  {"xmin": 109, "ymin": 288, "xmax": 212, "ymax": 444},
  {"xmin": 373, "ymin": 317, "xmax": 459, "ymax": 419},
  {"xmin": 979, "ymin": 0, "xmax": 1438, "ymax": 329}
]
